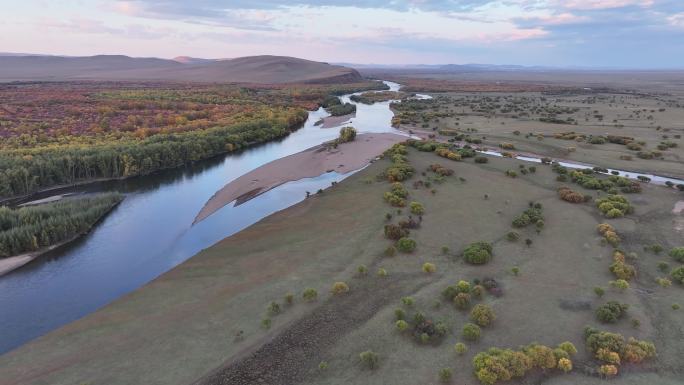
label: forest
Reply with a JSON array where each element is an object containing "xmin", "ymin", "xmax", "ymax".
[
  {"xmin": 0, "ymin": 193, "xmax": 123, "ymax": 258},
  {"xmin": 0, "ymin": 81, "xmax": 385, "ymax": 198}
]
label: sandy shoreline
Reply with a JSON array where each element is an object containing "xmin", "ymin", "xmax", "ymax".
[
  {"xmin": 0, "ymin": 240, "xmax": 73, "ymax": 277},
  {"xmin": 193, "ymin": 132, "xmax": 406, "ymax": 224},
  {"xmin": 315, "ymin": 113, "xmax": 355, "ymax": 128}
]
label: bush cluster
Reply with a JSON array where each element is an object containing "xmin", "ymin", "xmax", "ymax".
[
  {"xmin": 512, "ymin": 204, "xmax": 543, "ymax": 229},
  {"xmin": 610, "ymin": 251, "xmax": 636, "ymax": 281},
  {"xmin": 596, "ymin": 301, "xmax": 629, "ymax": 323},
  {"xmin": 384, "ymin": 224, "xmax": 409, "ymax": 240},
  {"xmin": 472, "ymin": 341, "xmax": 577, "ymax": 385},
  {"xmin": 429, "ymin": 163, "xmax": 454, "ymax": 176},
  {"xmin": 596, "ymin": 195, "xmax": 633, "ymax": 218},
  {"xmin": 382, "ymin": 144, "xmax": 414, "ymax": 182},
  {"xmin": 596, "ymin": 223, "xmax": 620, "ymax": 246},
  {"xmin": 584, "ymin": 327, "xmax": 656, "ymax": 372},
  {"xmin": 557, "ymin": 186, "xmax": 585, "ymax": 203},
  {"xmin": 383, "ymin": 182, "xmax": 408, "ymax": 207},
  {"xmin": 463, "ymin": 242, "xmax": 493, "ymax": 264},
  {"xmin": 671, "ymin": 266, "xmax": 684, "ymax": 284}
]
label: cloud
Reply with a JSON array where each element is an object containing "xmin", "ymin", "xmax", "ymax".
[
  {"xmin": 554, "ymin": 0, "xmax": 654, "ymax": 10},
  {"xmin": 668, "ymin": 13, "xmax": 684, "ymax": 28}
]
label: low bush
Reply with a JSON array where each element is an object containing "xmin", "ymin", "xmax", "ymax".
[
  {"xmin": 359, "ymin": 350, "xmax": 379, "ymax": 369},
  {"xmin": 438, "ymin": 368, "xmax": 452, "ymax": 383},
  {"xmin": 455, "ymin": 342, "xmax": 468, "ymax": 355},
  {"xmin": 596, "ymin": 301, "xmax": 629, "ymax": 323},
  {"xmin": 610, "ymin": 279, "xmax": 630, "ymax": 290},
  {"xmin": 331, "ymin": 281, "xmax": 350, "ymax": 295},
  {"xmin": 557, "ymin": 186, "xmax": 585, "ymax": 203},
  {"xmin": 409, "ymin": 201, "xmax": 425, "ymax": 215},
  {"xmin": 474, "ymin": 156, "xmax": 488, "ymax": 163},
  {"xmin": 506, "ymin": 231, "xmax": 520, "ymax": 242},
  {"xmin": 422, "ymin": 262, "xmax": 436, "ymax": 273},
  {"xmin": 463, "ymin": 241, "xmax": 493, "ymax": 264},
  {"xmin": 470, "ymin": 304, "xmax": 496, "ymax": 327},
  {"xmin": 669, "ymin": 247, "xmax": 684, "ymax": 262},
  {"xmin": 462, "ymin": 323, "xmax": 481, "ymax": 341},
  {"xmin": 302, "ymin": 288, "xmax": 318, "ymax": 302},
  {"xmin": 596, "ymin": 194, "xmax": 633, "ymax": 217},
  {"xmin": 384, "ymin": 224, "xmax": 409, "ymax": 240},
  {"xmin": 396, "ymin": 237, "xmax": 417, "ymax": 253},
  {"xmin": 671, "ymin": 266, "xmax": 684, "ymax": 284}
]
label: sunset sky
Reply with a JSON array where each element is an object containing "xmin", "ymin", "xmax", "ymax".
[{"xmin": 1, "ymin": 0, "xmax": 683, "ymax": 67}]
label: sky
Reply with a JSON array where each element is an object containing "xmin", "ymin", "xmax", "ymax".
[{"xmin": 1, "ymin": 0, "xmax": 683, "ymax": 68}]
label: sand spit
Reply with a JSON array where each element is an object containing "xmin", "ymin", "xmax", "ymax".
[
  {"xmin": 318, "ymin": 113, "xmax": 355, "ymax": 128},
  {"xmin": 193, "ymin": 133, "xmax": 405, "ymax": 224}
]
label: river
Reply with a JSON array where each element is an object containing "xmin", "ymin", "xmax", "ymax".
[{"xmin": 0, "ymin": 81, "xmax": 409, "ymax": 354}]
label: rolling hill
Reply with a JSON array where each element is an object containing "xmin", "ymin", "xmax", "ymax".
[{"xmin": 0, "ymin": 54, "xmax": 363, "ymax": 84}]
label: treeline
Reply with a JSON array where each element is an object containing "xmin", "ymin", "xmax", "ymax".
[
  {"xmin": 0, "ymin": 193, "xmax": 123, "ymax": 258},
  {"xmin": 0, "ymin": 109, "xmax": 307, "ymax": 198}
]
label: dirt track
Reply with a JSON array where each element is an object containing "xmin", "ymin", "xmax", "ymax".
[{"xmin": 196, "ymin": 273, "xmax": 428, "ymax": 385}]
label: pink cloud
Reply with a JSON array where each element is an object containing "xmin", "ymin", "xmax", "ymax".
[{"xmin": 556, "ymin": 0, "xmax": 654, "ymax": 10}]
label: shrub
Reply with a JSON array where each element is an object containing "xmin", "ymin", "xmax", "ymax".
[
  {"xmin": 359, "ymin": 350, "xmax": 379, "ymax": 370},
  {"xmin": 596, "ymin": 301, "xmax": 629, "ymax": 323},
  {"xmin": 474, "ymin": 156, "xmax": 489, "ymax": 163},
  {"xmin": 596, "ymin": 194, "xmax": 633, "ymax": 217},
  {"xmin": 454, "ymin": 292, "xmax": 471, "ymax": 310},
  {"xmin": 409, "ymin": 201, "xmax": 425, "ymax": 215},
  {"xmin": 331, "ymin": 281, "xmax": 350, "ymax": 294},
  {"xmin": 671, "ymin": 266, "xmax": 684, "ymax": 284},
  {"xmin": 610, "ymin": 259, "xmax": 636, "ymax": 281},
  {"xmin": 395, "ymin": 308, "xmax": 406, "ymax": 320},
  {"xmin": 318, "ymin": 361, "xmax": 328, "ymax": 370},
  {"xmin": 656, "ymin": 277, "xmax": 671, "ymax": 287},
  {"xmin": 599, "ymin": 364, "xmax": 618, "ymax": 377},
  {"xmin": 384, "ymin": 224, "xmax": 409, "ymax": 240},
  {"xmin": 462, "ymin": 323, "xmax": 481, "ymax": 341},
  {"xmin": 610, "ymin": 279, "xmax": 630, "ymax": 291},
  {"xmin": 669, "ymin": 247, "xmax": 684, "ymax": 262},
  {"xmin": 594, "ymin": 287, "xmax": 605, "ymax": 297},
  {"xmin": 385, "ymin": 245, "xmax": 397, "ymax": 257},
  {"xmin": 396, "ymin": 237, "xmax": 417, "ymax": 253},
  {"xmin": 267, "ymin": 301, "xmax": 281, "ymax": 315},
  {"xmin": 357, "ymin": 264, "xmax": 368, "ymax": 275},
  {"xmin": 558, "ymin": 341, "xmax": 578, "ymax": 356},
  {"xmin": 401, "ymin": 296, "xmax": 415, "ymax": 307},
  {"xmin": 506, "ymin": 231, "xmax": 520, "ymax": 242},
  {"xmin": 505, "ymin": 170, "xmax": 517, "ymax": 178},
  {"xmin": 511, "ymin": 267, "xmax": 520, "ymax": 276},
  {"xmin": 284, "ymin": 293, "xmax": 294, "ymax": 305},
  {"xmin": 338, "ymin": 126, "xmax": 357, "ymax": 142},
  {"xmin": 470, "ymin": 304, "xmax": 496, "ymax": 327},
  {"xmin": 422, "ymin": 262, "xmax": 436, "ymax": 273},
  {"xmin": 396, "ymin": 319, "xmax": 409, "ymax": 331},
  {"xmin": 261, "ymin": 318, "xmax": 272, "ymax": 329},
  {"xmin": 557, "ymin": 186, "xmax": 584, "ymax": 203},
  {"xmin": 302, "ymin": 288, "xmax": 318, "ymax": 302},
  {"xmin": 463, "ymin": 241, "xmax": 493, "ymax": 264},
  {"xmin": 455, "ymin": 342, "xmax": 468, "ymax": 355},
  {"xmin": 377, "ymin": 268, "xmax": 388, "ymax": 277},
  {"xmin": 557, "ymin": 358, "xmax": 572, "ymax": 373},
  {"xmin": 438, "ymin": 368, "xmax": 453, "ymax": 383}
]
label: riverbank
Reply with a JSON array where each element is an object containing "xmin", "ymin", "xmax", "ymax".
[
  {"xmin": 194, "ymin": 132, "xmax": 406, "ymax": 223},
  {"xmin": 0, "ymin": 197, "xmax": 123, "ymax": 277}
]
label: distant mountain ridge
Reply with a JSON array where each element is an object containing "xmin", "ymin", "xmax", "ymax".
[{"xmin": 0, "ymin": 54, "xmax": 363, "ymax": 84}]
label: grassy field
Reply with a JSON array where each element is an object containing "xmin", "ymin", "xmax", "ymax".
[
  {"xmin": 392, "ymin": 90, "xmax": 684, "ymax": 179},
  {"xmin": 0, "ymin": 145, "xmax": 682, "ymax": 385}
]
